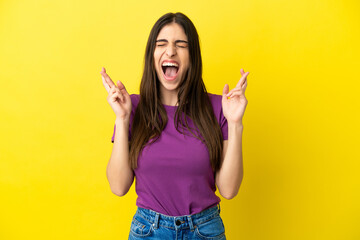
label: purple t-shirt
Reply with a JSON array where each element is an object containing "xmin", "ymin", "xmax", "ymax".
[{"xmin": 111, "ymin": 93, "xmax": 228, "ymax": 216}]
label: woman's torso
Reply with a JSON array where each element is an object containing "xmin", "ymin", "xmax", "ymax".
[{"xmin": 111, "ymin": 93, "xmax": 228, "ymax": 216}]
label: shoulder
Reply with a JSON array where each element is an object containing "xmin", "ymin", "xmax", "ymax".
[
  {"xmin": 207, "ymin": 93, "xmax": 223, "ymax": 111},
  {"xmin": 129, "ymin": 94, "xmax": 140, "ymax": 120},
  {"xmin": 129, "ymin": 94, "xmax": 140, "ymax": 108},
  {"xmin": 206, "ymin": 93, "xmax": 226, "ymax": 127},
  {"xmin": 207, "ymin": 92, "xmax": 222, "ymax": 101}
]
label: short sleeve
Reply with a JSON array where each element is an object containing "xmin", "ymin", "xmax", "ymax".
[
  {"xmin": 111, "ymin": 124, "xmax": 117, "ymax": 143},
  {"xmin": 219, "ymin": 103, "xmax": 228, "ymax": 140},
  {"xmin": 208, "ymin": 93, "xmax": 228, "ymax": 141},
  {"xmin": 111, "ymin": 94, "xmax": 140, "ymax": 143}
]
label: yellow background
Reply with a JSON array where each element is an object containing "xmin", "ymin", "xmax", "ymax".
[{"xmin": 1, "ymin": 0, "xmax": 359, "ymax": 239}]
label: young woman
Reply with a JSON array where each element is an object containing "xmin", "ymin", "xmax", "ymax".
[{"xmin": 101, "ymin": 12, "xmax": 249, "ymax": 240}]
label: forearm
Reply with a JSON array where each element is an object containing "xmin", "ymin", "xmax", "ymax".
[
  {"xmin": 217, "ymin": 123, "xmax": 244, "ymax": 199},
  {"xmin": 106, "ymin": 118, "xmax": 134, "ymax": 196}
]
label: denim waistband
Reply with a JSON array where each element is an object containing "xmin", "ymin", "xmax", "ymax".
[{"xmin": 135, "ymin": 204, "xmax": 221, "ymax": 230}]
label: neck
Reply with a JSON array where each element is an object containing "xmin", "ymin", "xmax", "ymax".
[
  {"xmin": 160, "ymin": 88, "xmax": 179, "ymax": 106},
  {"xmin": 161, "ymin": 94, "xmax": 178, "ymax": 106}
]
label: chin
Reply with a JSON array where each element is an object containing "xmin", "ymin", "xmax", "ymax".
[{"xmin": 160, "ymin": 81, "xmax": 180, "ymax": 92}]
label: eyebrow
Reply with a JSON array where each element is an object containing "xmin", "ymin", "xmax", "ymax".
[{"xmin": 156, "ymin": 39, "xmax": 188, "ymax": 44}]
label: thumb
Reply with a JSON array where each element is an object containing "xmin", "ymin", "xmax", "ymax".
[{"xmin": 222, "ymin": 84, "xmax": 229, "ymax": 101}]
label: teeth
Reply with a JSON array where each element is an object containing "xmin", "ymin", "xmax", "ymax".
[{"xmin": 162, "ymin": 62, "xmax": 179, "ymax": 67}]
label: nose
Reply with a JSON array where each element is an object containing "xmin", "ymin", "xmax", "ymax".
[{"xmin": 166, "ymin": 44, "xmax": 176, "ymax": 57}]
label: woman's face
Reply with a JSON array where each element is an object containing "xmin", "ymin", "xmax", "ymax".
[{"xmin": 154, "ymin": 22, "xmax": 190, "ymax": 98}]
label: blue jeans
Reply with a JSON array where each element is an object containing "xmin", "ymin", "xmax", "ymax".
[{"xmin": 128, "ymin": 204, "xmax": 226, "ymax": 239}]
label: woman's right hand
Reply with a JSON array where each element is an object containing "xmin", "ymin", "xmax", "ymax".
[{"xmin": 101, "ymin": 67, "xmax": 132, "ymax": 121}]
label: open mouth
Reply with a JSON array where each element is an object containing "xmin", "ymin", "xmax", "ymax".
[{"xmin": 161, "ymin": 62, "xmax": 179, "ymax": 80}]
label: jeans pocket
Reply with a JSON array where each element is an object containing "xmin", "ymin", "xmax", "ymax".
[
  {"xmin": 129, "ymin": 213, "xmax": 154, "ymax": 238},
  {"xmin": 195, "ymin": 215, "xmax": 226, "ymax": 239}
]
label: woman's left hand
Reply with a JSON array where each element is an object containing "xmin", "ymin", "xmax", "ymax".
[{"xmin": 222, "ymin": 69, "xmax": 249, "ymax": 124}]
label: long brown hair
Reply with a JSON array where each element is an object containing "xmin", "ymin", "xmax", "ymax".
[{"xmin": 129, "ymin": 12, "xmax": 224, "ymax": 173}]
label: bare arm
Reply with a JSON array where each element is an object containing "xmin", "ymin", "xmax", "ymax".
[
  {"xmin": 216, "ymin": 68, "xmax": 249, "ymax": 199},
  {"xmin": 216, "ymin": 124, "xmax": 244, "ymax": 199},
  {"xmin": 106, "ymin": 118, "xmax": 134, "ymax": 196},
  {"xmin": 101, "ymin": 67, "xmax": 134, "ymax": 196}
]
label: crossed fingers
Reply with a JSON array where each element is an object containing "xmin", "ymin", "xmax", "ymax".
[
  {"xmin": 101, "ymin": 67, "xmax": 129, "ymax": 103},
  {"xmin": 226, "ymin": 69, "xmax": 249, "ymax": 98},
  {"xmin": 101, "ymin": 67, "xmax": 115, "ymax": 93}
]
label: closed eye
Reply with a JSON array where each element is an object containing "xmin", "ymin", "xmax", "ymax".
[{"xmin": 156, "ymin": 44, "xmax": 187, "ymax": 48}]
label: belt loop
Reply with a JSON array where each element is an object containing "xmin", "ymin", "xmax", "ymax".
[
  {"xmin": 187, "ymin": 215, "xmax": 195, "ymax": 231},
  {"xmin": 153, "ymin": 212, "xmax": 160, "ymax": 229},
  {"xmin": 218, "ymin": 203, "xmax": 221, "ymax": 214}
]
